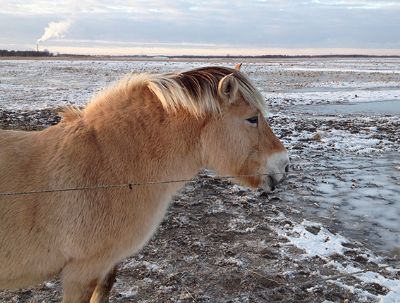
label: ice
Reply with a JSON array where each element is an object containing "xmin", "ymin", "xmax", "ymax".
[
  {"xmin": 264, "ymin": 88, "xmax": 400, "ymax": 106},
  {"xmin": 299, "ymin": 153, "xmax": 400, "ymax": 251},
  {"xmin": 286, "ymin": 67, "xmax": 400, "ymax": 74}
]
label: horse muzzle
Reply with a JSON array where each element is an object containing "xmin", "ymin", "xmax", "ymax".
[{"xmin": 262, "ymin": 151, "xmax": 290, "ymax": 193}]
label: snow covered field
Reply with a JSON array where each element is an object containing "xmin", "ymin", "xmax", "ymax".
[
  {"xmin": 0, "ymin": 57, "xmax": 399, "ymax": 302},
  {"xmin": 1, "ymin": 58, "xmax": 400, "ymax": 110}
]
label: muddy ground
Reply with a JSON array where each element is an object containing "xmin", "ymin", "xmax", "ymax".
[{"xmin": 0, "ymin": 108, "xmax": 399, "ymax": 303}]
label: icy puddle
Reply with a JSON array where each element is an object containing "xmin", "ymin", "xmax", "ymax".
[
  {"xmin": 295, "ymin": 100, "xmax": 400, "ymax": 115},
  {"xmin": 282, "ymin": 152, "xmax": 400, "ymax": 256}
]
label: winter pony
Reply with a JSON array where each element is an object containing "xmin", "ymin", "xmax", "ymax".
[{"xmin": 0, "ymin": 65, "xmax": 289, "ymax": 302}]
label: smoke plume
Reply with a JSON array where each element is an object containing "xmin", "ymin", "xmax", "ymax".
[{"xmin": 37, "ymin": 19, "xmax": 73, "ymax": 43}]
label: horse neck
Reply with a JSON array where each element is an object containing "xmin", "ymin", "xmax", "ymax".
[{"xmin": 84, "ymin": 87, "xmax": 205, "ymax": 185}]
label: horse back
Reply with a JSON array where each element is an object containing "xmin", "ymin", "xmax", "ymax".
[{"xmin": 0, "ymin": 129, "xmax": 53, "ymax": 192}]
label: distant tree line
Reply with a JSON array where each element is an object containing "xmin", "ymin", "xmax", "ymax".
[
  {"xmin": 0, "ymin": 49, "xmax": 53, "ymax": 57},
  {"xmin": 1, "ymin": 50, "xmax": 398, "ymax": 59},
  {"xmin": 114, "ymin": 54, "xmax": 400, "ymax": 59},
  {"xmin": 163, "ymin": 54, "xmax": 400, "ymax": 59}
]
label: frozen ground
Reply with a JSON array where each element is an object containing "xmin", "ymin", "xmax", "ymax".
[
  {"xmin": 0, "ymin": 57, "xmax": 399, "ymax": 302},
  {"xmin": 1, "ymin": 58, "xmax": 400, "ymax": 110}
]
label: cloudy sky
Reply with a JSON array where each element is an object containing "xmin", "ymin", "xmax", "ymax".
[{"xmin": 1, "ymin": 0, "xmax": 400, "ymax": 56}]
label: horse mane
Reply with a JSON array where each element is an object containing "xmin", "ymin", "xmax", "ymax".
[
  {"xmin": 59, "ymin": 106, "xmax": 83, "ymax": 123},
  {"xmin": 60, "ymin": 66, "xmax": 265, "ymax": 123},
  {"xmin": 146, "ymin": 66, "xmax": 265, "ymax": 116}
]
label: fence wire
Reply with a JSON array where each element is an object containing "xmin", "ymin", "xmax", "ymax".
[
  {"xmin": 0, "ymin": 163, "xmax": 398, "ymax": 197},
  {"xmin": 1, "ymin": 161, "xmax": 399, "ymax": 299}
]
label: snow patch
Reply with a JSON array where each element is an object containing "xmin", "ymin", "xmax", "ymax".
[
  {"xmin": 328, "ymin": 261, "xmax": 400, "ymax": 303},
  {"xmin": 276, "ymin": 220, "xmax": 400, "ymax": 303},
  {"xmin": 119, "ymin": 286, "xmax": 138, "ymax": 298},
  {"xmin": 277, "ymin": 220, "xmax": 347, "ymax": 257}
]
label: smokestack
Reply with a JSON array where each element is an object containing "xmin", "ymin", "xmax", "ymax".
[{"xmin": 37, "ymin": 43, "xmax": 39, "ymax": 52}]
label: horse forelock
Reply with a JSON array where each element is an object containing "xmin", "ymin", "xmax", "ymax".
[{"xmin": 81, "ymin": 67, "xmax": 266, "ymax": 120}]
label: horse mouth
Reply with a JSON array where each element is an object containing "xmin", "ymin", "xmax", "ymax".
[{"xmin": 262, "ymin": 175, "xmax": 276, "ymax": 193}]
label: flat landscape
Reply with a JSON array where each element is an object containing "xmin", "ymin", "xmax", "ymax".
[{"xmin": 0, "ymin": 57, "xmax": 399, "ymax": 302}]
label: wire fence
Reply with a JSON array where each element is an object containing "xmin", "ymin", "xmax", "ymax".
[
  {"xmin": 1, "ymin": 159, "xmax": 399, "ymax": 299},
  {"xmin": 0, "ymin": 163, "xmax": 398, "ymax": 197}
]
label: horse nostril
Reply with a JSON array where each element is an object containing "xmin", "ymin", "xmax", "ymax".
[{"xmin": 285, "ymin": 164, "xmax": 290, "ymax": 173}]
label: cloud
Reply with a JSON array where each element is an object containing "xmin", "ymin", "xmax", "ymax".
[
  {"xmin": 0, "ymin": 0, "xmax": 399, "ymax": 53},
  {"xmin": 310, "ymin": 0, "xmax": 400, "ymax": 9},
  {"xmin": 1, "ymin": 0, "xmax": 400, "ymax": 16}
]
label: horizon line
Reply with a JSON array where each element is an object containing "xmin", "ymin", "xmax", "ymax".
[
  {"xmin": 2, "ymin": 53, "xmax": 400, "ymax": 60},
  {"xmin": 2, "ymin": 44, "xmax": 400, "ymax": 57}
]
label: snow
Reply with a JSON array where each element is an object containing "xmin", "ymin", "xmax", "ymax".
[
  {"xmin": 276, "ymin": 220, "xmax": 348, "ymax": 257},
  {"xmin": 223, "ymin": 257, "xmax": 244, "ymax": 267},
  {"xmin": 264, "ymin": 88, "xmax": 400, "ymax": 106},
  {"xmin": 277, "ymin": 220, "xmax": 400, "ymax": 302},
  {"xmin": 317, "ymin": 129, "xmax": 387, "ymax": 154},
  {"xmin": 329, "ymin": 261, "xmax": 400, "ymax": 303},
  {"xmin": 44, "ymin": 282, "xmax": 55, "ymax": 288},
  {"xmin": 227, "ymin": 215, "xmax": 258, "ymax": 233},
  {"xmin": 1, "ymin": 58, "xmax": 400, "ymax": 109},
  {"xmin": 285, "ymin": 67, "xmax": 400, "ymax": 74},
  {"xmin": 119, "ymin": 286, "xmax": 138, "ymax": 298},
  {"xmin": 293, "ymin": 154, "xmax": 400, "ymax": 250},
  {"xmin": 0, "ymin": 60, "xmax": 209, "ymax": 110},
  {"xmin": 122, "ymin": 259, "xmax": 161, "ymax": 272}
]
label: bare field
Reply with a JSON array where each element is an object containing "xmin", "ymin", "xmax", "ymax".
[{"xmin": 0, "ymin": 58, "xmax": 399, "ymax": 302}]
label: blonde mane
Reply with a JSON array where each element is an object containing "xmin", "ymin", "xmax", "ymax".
[
  {"xmin": 62, "ymin": 66, "xmax": 265, "ymax": 120},
  {"xmin": 146, "ymin": 66, "xmax": 266, "ymax": 116}
]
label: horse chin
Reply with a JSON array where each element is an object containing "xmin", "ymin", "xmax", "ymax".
[
  {"xmin": 261, "ymin": 184, "xmax": 274, "ymax": 193},
  {"xmin": 235, "ymin": 174, "xmax": 261, "ymax": 189},
  {"xmin": 261, "ymin": 177, "xmax": 276, "ymax": 193}
]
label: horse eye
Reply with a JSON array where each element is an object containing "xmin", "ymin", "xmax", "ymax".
[{"xmin": 246, "ymin": 116, "xmax": 258, "ymax": 126}]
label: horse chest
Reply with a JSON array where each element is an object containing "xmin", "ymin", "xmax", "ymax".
[{"xmin": 111, "ymin": 194, "xmax": 172, "ymax": 258}]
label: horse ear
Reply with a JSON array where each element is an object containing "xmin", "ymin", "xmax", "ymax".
[
  {"xmin": 234, "ymin": 63, "xmax": 242, "ymax": 71},
  {"xmin": 218, "ymin": 73, "xmax": 239, "ymax": 103}
]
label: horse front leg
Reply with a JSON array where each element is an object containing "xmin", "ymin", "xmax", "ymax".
[
  {"xmin": 61, "ymin": 259, "xmax": 109, "ymax": 303},
  {"xmin": 90, "ymin": 265, "xmax": 118, "ymax": 303}
]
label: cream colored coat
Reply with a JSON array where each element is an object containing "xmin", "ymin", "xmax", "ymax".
[{"xmin": 0, "ymin": 66, "xmax": 289, "ymax": 302}]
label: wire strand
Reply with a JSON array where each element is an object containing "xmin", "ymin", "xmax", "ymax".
[{"xmin": 0, "ymin": 163, "xmax": 398, "ymax": 197}]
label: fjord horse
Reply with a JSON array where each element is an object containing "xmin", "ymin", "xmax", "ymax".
[{"xmin": 0, "ymin": 65, "xmax": 289, "ymax": 302}]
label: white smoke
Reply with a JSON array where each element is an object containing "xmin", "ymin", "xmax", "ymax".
[{"xmin": 37, "ymin": 19, "xmax": 73, "ymax": 43}]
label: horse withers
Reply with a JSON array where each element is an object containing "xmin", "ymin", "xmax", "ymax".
[{"xmin": 0, "ymin": 65, "xmax": 289, "ymax": 302}]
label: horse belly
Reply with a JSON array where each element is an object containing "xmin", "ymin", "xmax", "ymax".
[
  {"xmin": 0, "ymin": 254, "xmax": 64, "ymax": 290},
  {"xmin": 0, "ymin": 237, "xmax": 65, "ymax": 290}
]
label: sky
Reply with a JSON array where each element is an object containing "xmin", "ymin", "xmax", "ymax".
[{"xmin": 1, "ymin": 0, "xmax": 400, "ymax": 56}]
